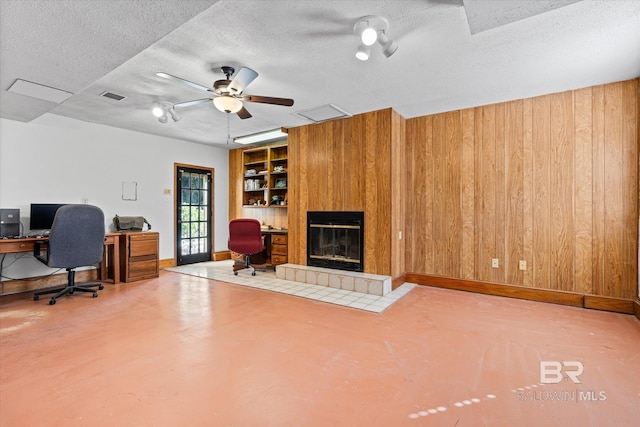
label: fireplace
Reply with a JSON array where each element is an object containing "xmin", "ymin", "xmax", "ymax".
[{"xmin": 307, "ymin": 211, "xmax": 364, "ymax": 272}]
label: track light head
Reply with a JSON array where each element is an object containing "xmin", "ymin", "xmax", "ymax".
[
  {"xmin": 355, "ymin": 44, "xmax": 370, "ymax": 61},
  {"xmin": 377, "ymin": 32, "xmax": 398, "ymax": 58},
  {"xmin": 167, "ymin": 106, "xmax": 181, "ymax": 122}
]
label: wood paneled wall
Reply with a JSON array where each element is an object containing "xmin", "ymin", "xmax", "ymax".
[
  {"xmin": 405, "ymin": 79, "xmax": 639, "ymax": 298},
  {"xmin": 287, "ymin": 109, "xmax": 405, "ymax": 276}
]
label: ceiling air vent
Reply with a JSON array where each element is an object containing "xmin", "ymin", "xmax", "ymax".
[
  {"xmin": 294, "ymin": 104, "xmax": 351, "ymax": 123},
  {"xmin": 100, "ymin": 91, "xmax": 126, "ymax": 101}
]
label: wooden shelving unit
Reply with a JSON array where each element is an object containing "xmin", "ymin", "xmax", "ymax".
[{"xmin": 242, "ymin": 143, "xmax": 288, "ymax": 208}]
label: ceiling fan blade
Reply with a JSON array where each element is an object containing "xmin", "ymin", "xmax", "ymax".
[
  {"xmin": 156, "ymin": 72, "xmax": 212, "ymax": 92},
  {"xmin": 228, "ymin": 67, "xmax": 258, "ymax": 94},
  {"xmin": 173, "ymin": 98, "xmax": 212, "ymax": 108},
  {"xmin": 236, "ymin": 106, "xmax": 252, "ymax": 119},
  {"xmin": 243, "ymin": 95, "xmax": 294, "ymax": 107}
]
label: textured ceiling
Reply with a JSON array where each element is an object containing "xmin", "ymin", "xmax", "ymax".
[{"xmin": 1, "ymin": 0, "xmax": 639, "ymax": 149}]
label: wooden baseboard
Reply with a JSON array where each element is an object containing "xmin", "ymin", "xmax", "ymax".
[
  {"xmin": 159, "ymin": 258, "xmax": 175, "ymax": 269},
  {"xmin": 392, "ymin": 273, "xmax": 406, "ymax": 290},
  {"xmin": 213, "ymin": 251, "xmax": 231, "ymax": 261},
  {"xmin": 405, "ymin": 273, "xmax": 635, "ymax": 314},
  {"xmin": 583, "ymin": 295, "xmax": 635, "ymax": 314},
  {"xmin": 160, "ymin": 252, "xmax": 230, "ymax": 269},
  {"xmin": 0, "ymin": 269, "xmax": 98, "ymax": 296},
  {"xmin": 634, "ymin": 299, "xmax": 640, "ymax": 321}
]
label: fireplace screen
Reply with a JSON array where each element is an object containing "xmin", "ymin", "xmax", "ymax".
[{"xmin": 307, "ymin": 211, "xmax": 364, "ymax": 272}]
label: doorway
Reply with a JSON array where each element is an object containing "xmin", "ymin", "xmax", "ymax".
[{"xmin": 175, "ymin": 164, "xmax": 214, "ymax": 266}]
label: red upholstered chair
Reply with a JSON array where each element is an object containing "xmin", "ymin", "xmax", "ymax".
[{"xmin": 228, "ymin": 218, "xmax": 264, "ymax": 276}]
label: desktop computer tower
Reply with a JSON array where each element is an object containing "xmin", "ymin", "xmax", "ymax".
[{"xmin": 0, "ymin": 208, "xmax": 20, "ymax": 238}]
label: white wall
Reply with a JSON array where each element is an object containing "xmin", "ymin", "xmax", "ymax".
[{"xmin": 0, "ymin": 114, "xmax": 229, "ymax": 280}]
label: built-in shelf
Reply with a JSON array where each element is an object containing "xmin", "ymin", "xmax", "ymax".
[{"xmin": 242, "ymin": 143, "xmax": 288, "ymax": 208}]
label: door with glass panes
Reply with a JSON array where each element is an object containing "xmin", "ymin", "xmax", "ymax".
[{"xmin": 176, "ymin": 165, "xmax": 213, "ymax": 265}]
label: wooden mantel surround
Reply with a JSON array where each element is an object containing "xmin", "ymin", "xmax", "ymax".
[{"xmin": 229, "ymin": 78, "xmax": 640, "ymax": 314}]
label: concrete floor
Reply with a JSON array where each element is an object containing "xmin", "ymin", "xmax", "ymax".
[{"xmin": 1, "ymin": 269, "xmax": 639, "ymax": 426}]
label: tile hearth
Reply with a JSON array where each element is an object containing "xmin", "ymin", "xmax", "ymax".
[
  {"xmin": 166, "ymin": 260, "xmax": 415, "ymax": 313},
  {"xmin": 276, "ymin": 263, "xmax": 392, "ymax": 296}
]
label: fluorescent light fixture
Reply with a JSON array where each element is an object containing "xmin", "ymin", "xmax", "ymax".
[
  {"xmin": 234, "ymin": 128, "xmax": 287, "ymax": 145},
  {"xmin": 8, "ymin": 79, "xmax": 73, "ymax": 103},
  {"xmin": 213, "ymin": 96, "xmax": 243, "ymax": 113}
]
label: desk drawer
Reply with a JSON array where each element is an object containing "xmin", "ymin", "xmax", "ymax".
[
  {"xmin": 272, "ymin": 254, "xmax": 287, "ymax": 265},
  {"xmin": 272, "ymin": 234, "xmax": 287, "ymax": 245},
  {"xmin": 0, "ymin": 240, "xmax": 35, "ymax": 253},
  {"xmin": 271, "ymin": 244, "xmax": 287, "ymax": 255},
  {"xmin": 128, "ymin": 259, "xmax": 158, "ymax": 279},
  {"xmin": 129, "ymin": 235, "xmax": 158, "ymax": 257}
]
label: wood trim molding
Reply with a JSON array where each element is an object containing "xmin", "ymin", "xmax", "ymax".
[
  {"xmin": 406, "ymin": 273, "xmax": 584, "ymax": 308},
  {"xmin": 0, "ymin": 270, "xmax": 98, "ymax": 296},
  {"xmin": 213, "ymin": 251, "xmax": 231, "ymax": 261},
  {"xmin": 583, "ymin": 295, "xmax": 635, "ymax": 314},
  {"xmin": 159, "ymin": 258, "xmax": 175, "ymax": 269},
  {"xmin": 406, "ymin": 273, "xmax": 636, "ymax": 314},
  {"xmin": 392, "ymin": 273, "xmax": 406, "ymax": 290}
]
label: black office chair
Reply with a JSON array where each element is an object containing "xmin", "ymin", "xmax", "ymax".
[{"xmin": 33, "ymin": 204, "xmax": 106, "ymax": 305}]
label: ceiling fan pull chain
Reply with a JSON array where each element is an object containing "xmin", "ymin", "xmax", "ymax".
[{"xmin": 226, "ymin": 113, "xmax": 231, "ymax": 144}]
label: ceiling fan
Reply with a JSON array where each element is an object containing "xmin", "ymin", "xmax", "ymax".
[{"xmin": 155, "ymin": 66, "xmax": 294, "ymax": 120}]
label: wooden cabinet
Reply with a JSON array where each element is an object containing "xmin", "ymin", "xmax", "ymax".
[
  {"xmin": 270, "ymin": 233, "xmax": 288, "ymax": 266},
  {"xmin": 119, "ymin": 232, "xmax": 159, "ymax": 282},
  {"xmin": 242, "ymin": 143, "xmax": 288, "ymax": 208}
]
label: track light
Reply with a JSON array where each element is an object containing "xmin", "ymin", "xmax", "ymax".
[
  {"xmin": 361, "ymin": 27, "xmax": 378, "ymax": 46},
  {"xmin": 167, "ymin": 106, "xmax": 181, "ymax": 122},
  {"xmin": 152, "ymin": 102, "xmax": 181, "ymax": 123},
  {"xmin": 353, "ymin": 15, "xmax": 397, "ymax": 60},
  {"xmin": 377, "ymin": 32, "xmax": 398, "ymax": 58},
  {"xmin": 355, "ymin": 44, "xmax": 370, "ymax": 61}
]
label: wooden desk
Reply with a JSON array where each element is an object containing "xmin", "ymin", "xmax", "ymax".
[
  {"xmin": 0, "ymin": 232, "xmax": 121, "ymax": 284},
  {"xmin": 231, "ymin": 229, "xmax": 288, "ymax": 268}
]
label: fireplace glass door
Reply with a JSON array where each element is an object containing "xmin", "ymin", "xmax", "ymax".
[{"xmin": 307, "ymin": 211, "xmax": 364, "ymax": 272}]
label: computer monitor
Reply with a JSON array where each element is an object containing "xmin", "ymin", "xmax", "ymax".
[{"xmin": 29, "ymin": 203, "xmax": 66, "ymax": 231}]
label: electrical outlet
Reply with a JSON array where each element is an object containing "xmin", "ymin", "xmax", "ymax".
[
  {"xmin": 491, "ymin": 258, "xmax": 499, "ymax": 268},
  {"xmin": 519, "ymin": 260, "xmax": 527, "ymax": 271}
]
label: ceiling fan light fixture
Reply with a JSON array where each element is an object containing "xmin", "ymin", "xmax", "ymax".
[
  {"xmin": 213, "ymin": 96, "xmax": 243, "ymax": 114},
  {"xmin": 355, "ymin": 44, "xmax": 370, "ymax": 61}
]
